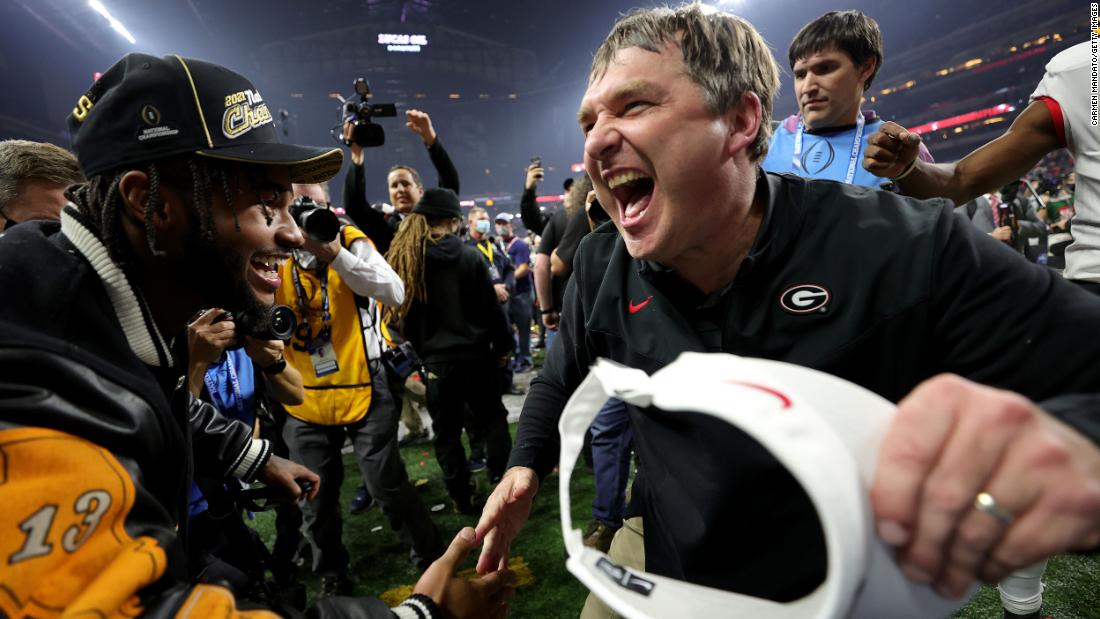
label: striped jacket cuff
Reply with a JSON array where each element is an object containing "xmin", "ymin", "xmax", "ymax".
[
  {"xmin": 391, "ymin": 594, "xmax": 440, "ymax": 619},
  {"xmin": 228, "ymin": 438, "xmax": 271, "ymax": 481}
]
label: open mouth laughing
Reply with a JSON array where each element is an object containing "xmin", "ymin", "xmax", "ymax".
[
  {"xmin": 249, "ymin": 253, "xmax": 290, "ymax": 292},
  {"xmin": 606, "ymin": 170, "xmax": 655, "ymax": 230}
]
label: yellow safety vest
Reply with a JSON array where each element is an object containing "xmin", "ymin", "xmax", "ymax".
[{"xmin": 277, "ymin": 226, "xmax": 373, "ymax": 425}]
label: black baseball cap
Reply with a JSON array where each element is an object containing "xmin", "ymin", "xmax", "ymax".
[{"xmin": 68, "ymin": 53, "xmax": 342, "ymax": 183}]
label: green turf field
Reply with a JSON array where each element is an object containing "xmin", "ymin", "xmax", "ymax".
[{"xmin": 252, "ymin": 427, "xmax": 1100, "ymax": 618}]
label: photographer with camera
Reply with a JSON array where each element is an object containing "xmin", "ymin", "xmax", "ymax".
[
  {"xmin": 186, "ymin": 307, "xmax": 303, "ymax": 405},
  {"xmin": 182, "ymin": 307, "xmax": 307, "ymax": 605},
  {"xmin": 342, "ymin": 103, "xmax": 459, "ymax": 255},
  {"xmin": 276, "ymin": 183, "xmax": 444, "ymax": 596}
]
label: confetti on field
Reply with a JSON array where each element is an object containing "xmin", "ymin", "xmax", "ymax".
[
  {"xmin": 371, "ymin": 526, "xmax": 383, "ymax": 533},
  {"xmin": 431, "ymin": 503, "xmax": 445, "ymax": 512},
  {"xmin": 379, "ymin": 556, "xmax": 535, "ymax": 607}
]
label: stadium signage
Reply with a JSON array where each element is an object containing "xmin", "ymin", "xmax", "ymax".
[{"xmin": 378, "ymin": 33, "xmax": 428, "ymax": 53}]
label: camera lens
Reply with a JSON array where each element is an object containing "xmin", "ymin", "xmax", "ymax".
[
  {"xmin": 291, "ymin": 196, "xmax": 341, "ymax": 242},
  {"xmin": 299, "ymin": 208, "xmax": 341, "ymax": 242},
  {"xmin": 268, "ymin": 306, "xmax": 296, "ymax": 341}
]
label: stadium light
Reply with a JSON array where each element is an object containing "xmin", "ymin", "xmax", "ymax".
[
  {"xmin": 88, "ymin": 0, "xmax": 136, "ymax": 45},
  {"xmin": 908, "ymin": 103, "xmax": 1017, "ymax": 135}
]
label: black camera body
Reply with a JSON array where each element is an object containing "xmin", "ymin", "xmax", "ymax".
[
  {"xmin": 214, "ymin": 305, "xmax": 297, "ymax": 343},
  {"xmin": 343, "ymin": 78, "xmax": 397, "ymax": 148},
  {"xmin": 290, "ymin": 195, "xmax": 341, "ymax": 243},
  {"xmin": 381, "ymin": 341, "xmax": 423, "ymax": 381}
]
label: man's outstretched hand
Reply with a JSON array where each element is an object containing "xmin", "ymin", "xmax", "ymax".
[{"xmin": 475, "ymin": 466, "xmax": 539, "ymax": 575}]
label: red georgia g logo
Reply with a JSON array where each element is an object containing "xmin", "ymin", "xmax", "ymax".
[{"xmin": 779, "ymin": 284, "xmax": 830, "ymax": 314}]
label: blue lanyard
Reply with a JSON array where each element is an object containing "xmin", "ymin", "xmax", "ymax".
[
  {"xmin": 792, "ymin": 113, "xmax": 865, "ymax": 185},
  {"xmin": 292, "ymin": 263, "xmax": 331, "ymax": 324},
  {"xmin": 204, "ymin": 354, "xmax": 245, "ymax": 421}
]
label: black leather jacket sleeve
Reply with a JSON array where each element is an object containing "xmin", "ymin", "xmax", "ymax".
[{"xmin": 177, "ymin": 383, "xmax": 271, "ymax": 482}]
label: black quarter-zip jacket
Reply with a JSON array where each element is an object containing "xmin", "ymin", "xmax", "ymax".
[{"xmin": 510, "ymin": 172, "xmax": 1100, "ymax": 602}]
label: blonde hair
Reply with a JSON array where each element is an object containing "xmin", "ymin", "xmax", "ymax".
[
  {"xmin": 384, "ymin": 213, "xmax": 453, "ymax": 325},
  {"xmin": 0, "ymin": 140, "xmax": 84, "ymax": 211},
  {"xmin": 564, "ymin": 173, "xmax": 593, "ymax": 217}
]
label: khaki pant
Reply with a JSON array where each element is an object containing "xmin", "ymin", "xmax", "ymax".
[
  {"xmin": 400, "ymin": 375, "xmax": 426, "ymax": 434},
  {"xmin": 579, "ymin": 517, "xmax": 645, "ymax": 619}
]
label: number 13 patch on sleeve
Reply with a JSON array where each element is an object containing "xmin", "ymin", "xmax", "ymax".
[{"xmin": 0, "ymin": 427, "xmax": 167, "ymax": 618}]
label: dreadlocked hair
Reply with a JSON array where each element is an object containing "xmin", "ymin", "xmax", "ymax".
[
  {"xmin": 68, "ymin": 170, "xmax": 129, "ymax": 267},
  {"xmin": 384, "ymin": 212, "xmax": 451, "ymax": 326},
  {"xmin": 65, "ymin": 156, "xmax": 234, "ymax": 272}
]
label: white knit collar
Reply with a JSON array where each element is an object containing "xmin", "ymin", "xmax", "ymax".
[{"xmin": 60, "ymin": 204, "xmax": 174, "ymax": 367}]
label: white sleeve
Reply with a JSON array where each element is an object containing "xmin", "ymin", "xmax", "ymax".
[
  {"xmin": 328, "ymin": 237, "xmax": 406, "ymax": 307},
  {"xmin": 1029, "ymin": 43, "xmax": 1090, "ymax": 151}
]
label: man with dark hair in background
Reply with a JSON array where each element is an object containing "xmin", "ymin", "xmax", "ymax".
[
  {"xmin": 474, "ymin": 6, "xmax": 1100, "ymax": 619},
  {"xmin": 763, "ymin": 10, "xmax": 932, "ymax": 187},
  {"xmin": 342, "ymin": 109, "xmax": 459, "ymax": 255},
  {"xmin": 0, "ymin": 52, "xmax": 511, "ymax": 619},
  {"xmin": 0, "ymin": 139, "xmax": 84, "ymax": 233}
]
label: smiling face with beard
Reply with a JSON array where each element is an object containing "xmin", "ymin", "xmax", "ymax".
[
  {"xmin": 184, "ymin": 225, "xmax": 271, "ymax": 331},
  {"xmin": 183, "ymin": 164, "xmax": 303, "ymax": 332}
]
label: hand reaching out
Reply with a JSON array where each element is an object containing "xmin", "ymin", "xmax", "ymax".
[{"xmin": 406, "ymin": 109, "xmax": 438, "ymax": 146}]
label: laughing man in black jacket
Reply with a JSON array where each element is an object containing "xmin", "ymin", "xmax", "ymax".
[{"xmin": 474, "ymin": 5, "xmax": 1100, "ymax": 609}]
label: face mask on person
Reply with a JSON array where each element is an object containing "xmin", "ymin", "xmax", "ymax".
[
  {"xmin": 475, "ymin": 220, "xmax": 491, "ymax": 235},
  {"xmin": 496, "ymin": 225, "xmax": 508, "ymax": 237}
]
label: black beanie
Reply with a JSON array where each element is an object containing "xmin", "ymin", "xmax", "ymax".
[{"xmin": 412, "ymin": 188, "xmax": 462, "ymax": 220}]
